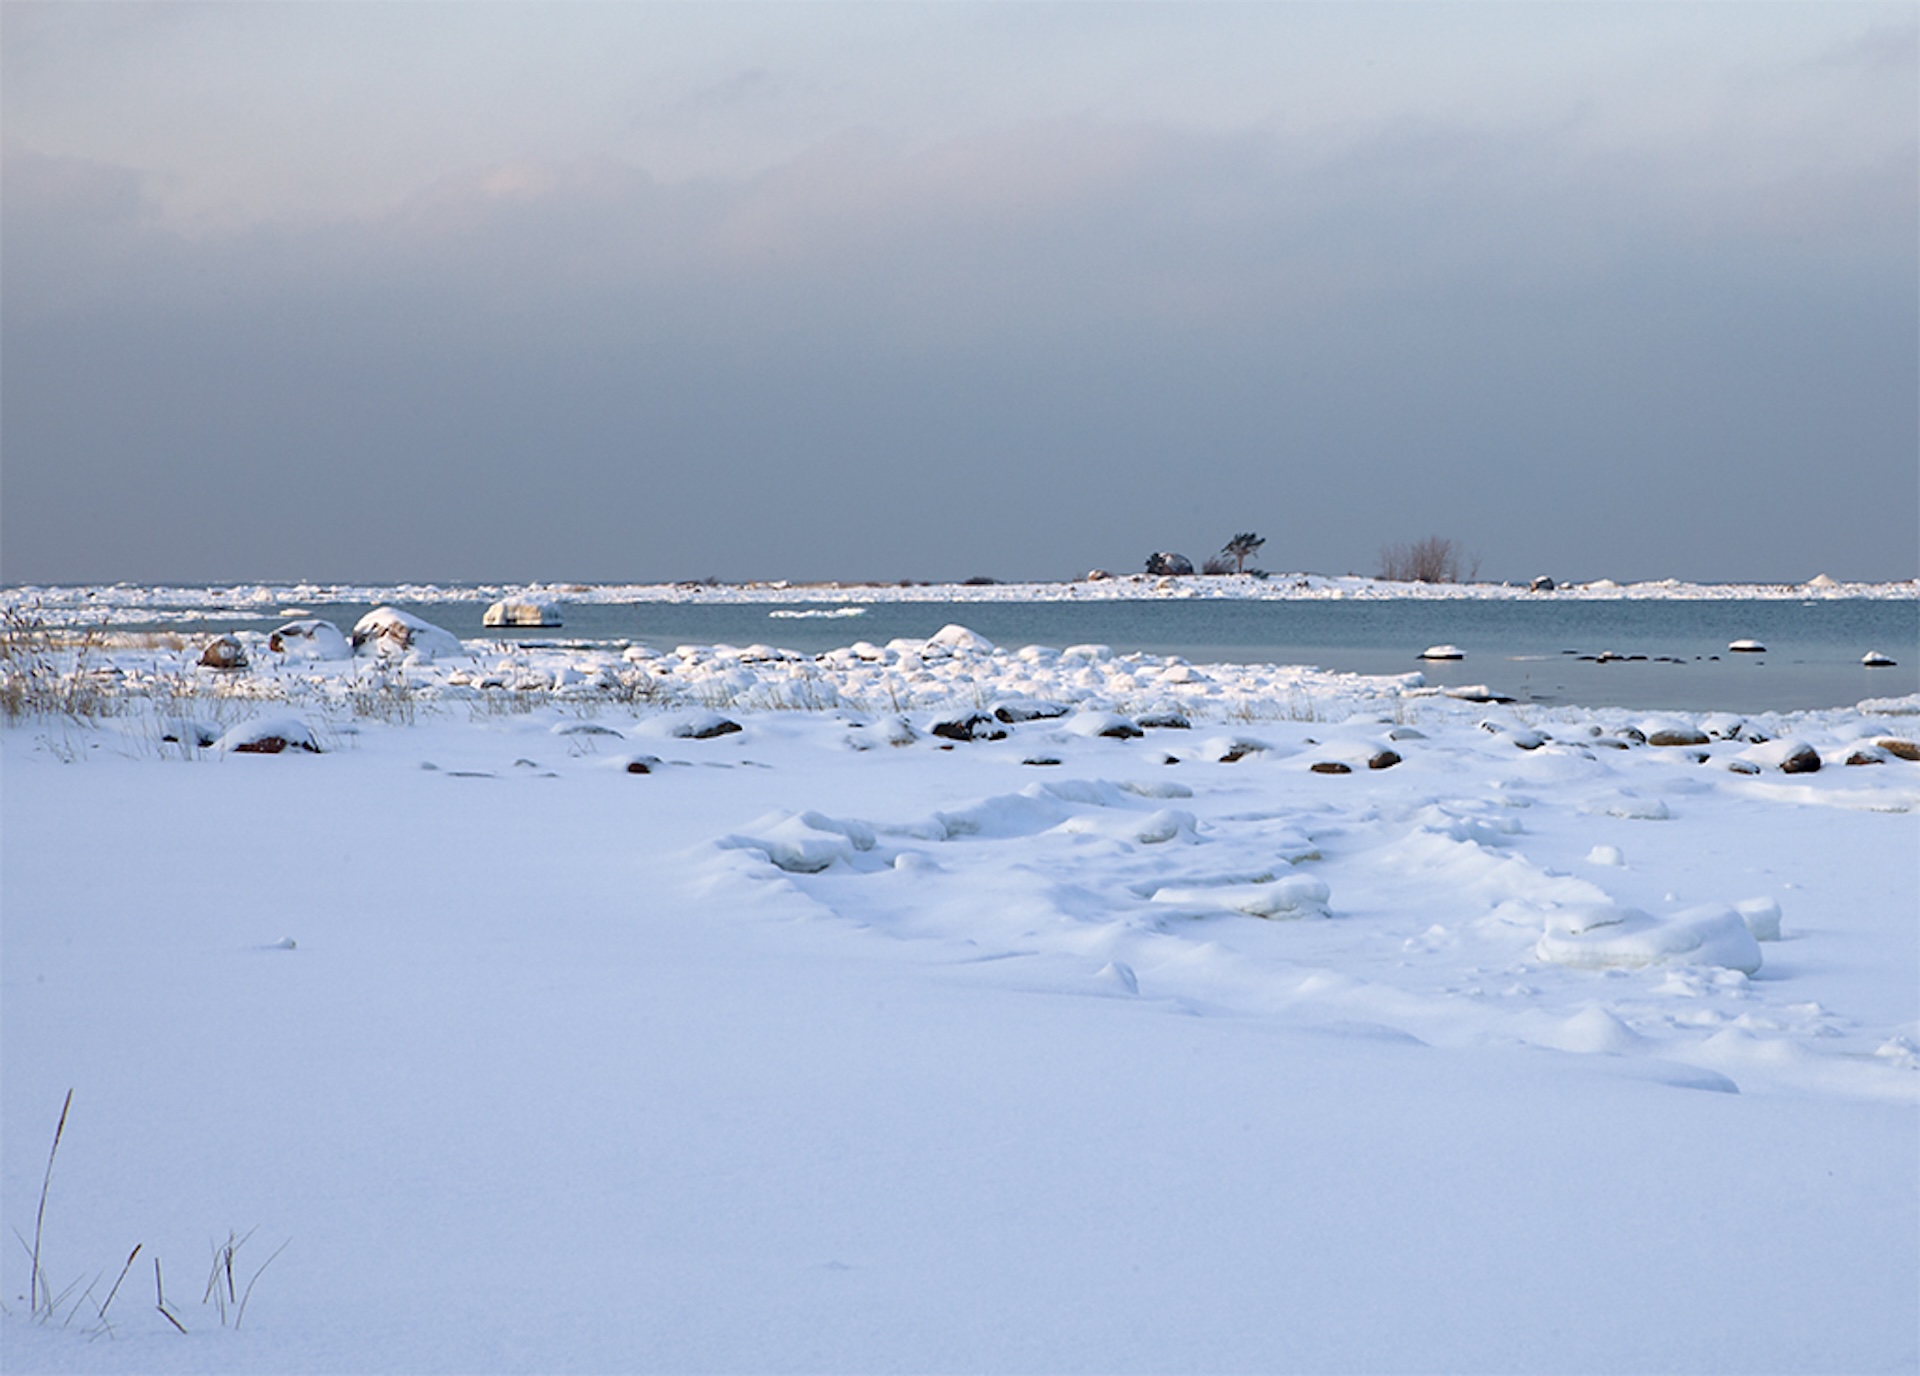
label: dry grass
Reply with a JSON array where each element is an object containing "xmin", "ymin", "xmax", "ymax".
[{"xmin": 12, "ymin": 1090, "xmax": 287, "ymax": 1339}]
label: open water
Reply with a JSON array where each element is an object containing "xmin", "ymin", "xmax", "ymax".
[{"xmin": 165, "ymin": 595, "xmax": 1917, "ymax": 715}]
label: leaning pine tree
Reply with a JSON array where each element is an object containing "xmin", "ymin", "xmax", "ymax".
[{"xmin": 1222, "ymin": 532, "xmax": 1265, "ymax": 575}]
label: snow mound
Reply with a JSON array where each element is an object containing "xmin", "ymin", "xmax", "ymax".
[
  {"xmin": 1535, "ymin": 904, "xmax": 1763, "ymax": 974},
  {"xmin": 721, "ymin": 811, "xmax": 877, "ymax": 874}
]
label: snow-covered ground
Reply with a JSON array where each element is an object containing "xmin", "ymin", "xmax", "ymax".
[
  {"xmin": 4, "ymin": 616, "xmax": 1916, "ymax": 1373},
  {"xmin": 5, "ymin": 572, "xmax": 1917, "ymax": 627}
]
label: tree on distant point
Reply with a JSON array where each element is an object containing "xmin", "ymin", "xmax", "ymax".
[
  {"xmin": 1379, "ymin": 536, "xmax": 1478, "ymax": 584},
  {"xmin": 1222, "ymin": 532, "xmax": 1265, "ymax": 575}
]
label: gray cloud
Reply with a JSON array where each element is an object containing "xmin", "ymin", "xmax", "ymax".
[{"xmin": 3, "ymin": 8, "xmax": 1915, "ymax": 586}]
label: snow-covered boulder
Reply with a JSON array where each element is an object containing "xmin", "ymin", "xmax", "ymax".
[
  {"xmin": 214, "ymin": 717, "xmax": 321, "ymax": 756},
  {"xmin": 483, "ymin": 598, "xmax": 563, "ymax": 628},
  {"xmin": 1736, "ymin": 739, "xmax": 1821, "ymax": 774},
  {"xmin": 846, "ymin": 717, "xmax": 917, "ymax": 751},
  {"xmin": 992, "ymin": 698, "xmax": 1070, "ymax": 724},
  {"xmin": 671, "ymin": 712, "xmax": 743, "ymax": 740},
  {"xmin": 929, "ymin": 711, "xmax": 1007, "ymax": 742},
  {"xmin": 927, "ymin": 624, "xmax": 995, "ymax": 655},
  {"xmin": 198, "ymin": 635, "xmax": 248, "ymax": 670},
  {"xmin": 268, "ymin": 619, "xmax": 351, "ymax": 660},
  {"xmin": 351, "ymin": 607, "xmax": 464, "ymax": 662},
  {"xmin": 1064, "ymin": 710, "xmax": 1144, "ymax": 740},
  {"xmin": 1200, "ymin": 735, "xmax": 1271, "ymax": 764}
]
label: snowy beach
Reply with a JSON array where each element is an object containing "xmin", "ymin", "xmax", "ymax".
[{"xmin": 3, "ymin": 600, "xmax": 1917, "ymax": 1374}]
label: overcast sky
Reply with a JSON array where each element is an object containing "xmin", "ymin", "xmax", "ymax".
[{"xmin": 3, "ymin": 3, "xmax": 1914, "ymax": 586}]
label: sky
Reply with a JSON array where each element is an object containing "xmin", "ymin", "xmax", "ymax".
[{"xmin": 2, "ymin": 3, "xmax": 1915, "ymax": 587}]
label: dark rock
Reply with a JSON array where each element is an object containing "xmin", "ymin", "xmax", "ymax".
[
  {"xmin": 1368, "ymin": 749, "xmax": 1402, "ymax": 770},
  {"xmin": 1648, "ymin": 729, "xmax": 1710, "ymax": 747},
  {"xmin": 1144, "ymin": 552, "xmax": 1195, "ymax": 576},
  {"xmin": 1530, "ymin": 576, "xmax": 1557, "ymax": 592},
  {"xmin": 1779, "ymin": 746, "xmax": 1821, "ymax": 774},
  {"xmin": 1876, "ymin": 737, "xmax": 1920, "ymax": 761},
  {"xmin": 993, "ymin": 699, "xmax": 1069, "ymax": 724},
  {"xmin": 1845, "ymin": 749, "xmax": 1885, "ymax": 767},
  {"xmin": 931, "ymin": 712, "xmax": 1007, "ymax": 742},
  {"xmin": 674, "ymin": 716, "xmax": 743, "ymax": 740},
  {"xmin": 1310, "ymin": 761, "xmax": 1353, "ymax": 775},
  {"xmin": 1137, "ymin": 710, "xmax": 1192, "ymax": 730}
]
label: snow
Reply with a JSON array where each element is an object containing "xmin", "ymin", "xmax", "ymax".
[{"xmin": 3, "ymin": 618, "xmax": 1916, "ymax": 1373}]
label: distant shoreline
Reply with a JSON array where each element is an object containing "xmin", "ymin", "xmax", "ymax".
[{"xmin": 5, "ymin": 572, "xmax": 1917, "ymax": 616}]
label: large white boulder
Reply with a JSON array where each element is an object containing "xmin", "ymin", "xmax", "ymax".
[
  {"xmin": 268, "ymin": 619, "xmax": 351, "ymax": 660},
  {"xmin": 351, "ymin": 607, "xmax": 465, "ymax": 662}
]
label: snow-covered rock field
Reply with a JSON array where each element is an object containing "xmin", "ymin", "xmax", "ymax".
[{"xmin": 4, "ymin": 614, "xmax": 1916, "ymax": 1373}]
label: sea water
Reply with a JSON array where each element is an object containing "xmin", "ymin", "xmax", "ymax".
[{"xmin": 146, "ymin": 595, "xmax": 1918, "ymax": 714}]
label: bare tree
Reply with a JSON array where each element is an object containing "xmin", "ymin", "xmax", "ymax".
[
  {"xmin": 1379, "ymin": 536, "xmax": 1479, "ymax": 584},
  {"xmin": 1221, "ymin": 532, "xmax": 1265, "ymax": 575}
]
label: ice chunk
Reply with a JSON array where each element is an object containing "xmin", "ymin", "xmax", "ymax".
[
  {"xmin": 483, "ymin": 598, "xmax": 563, "ymax": 628},
  {"xmin": 1733, "ymin": 897, "xmax": 1782, "ymax": 942},
  {"xmin": 1535, "ymin": 904, "xmax": 1762, "ymax": 974},
  {"xmin": 1152, "ymin": 875, "xmax": 1331, "ymax": 920}
]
